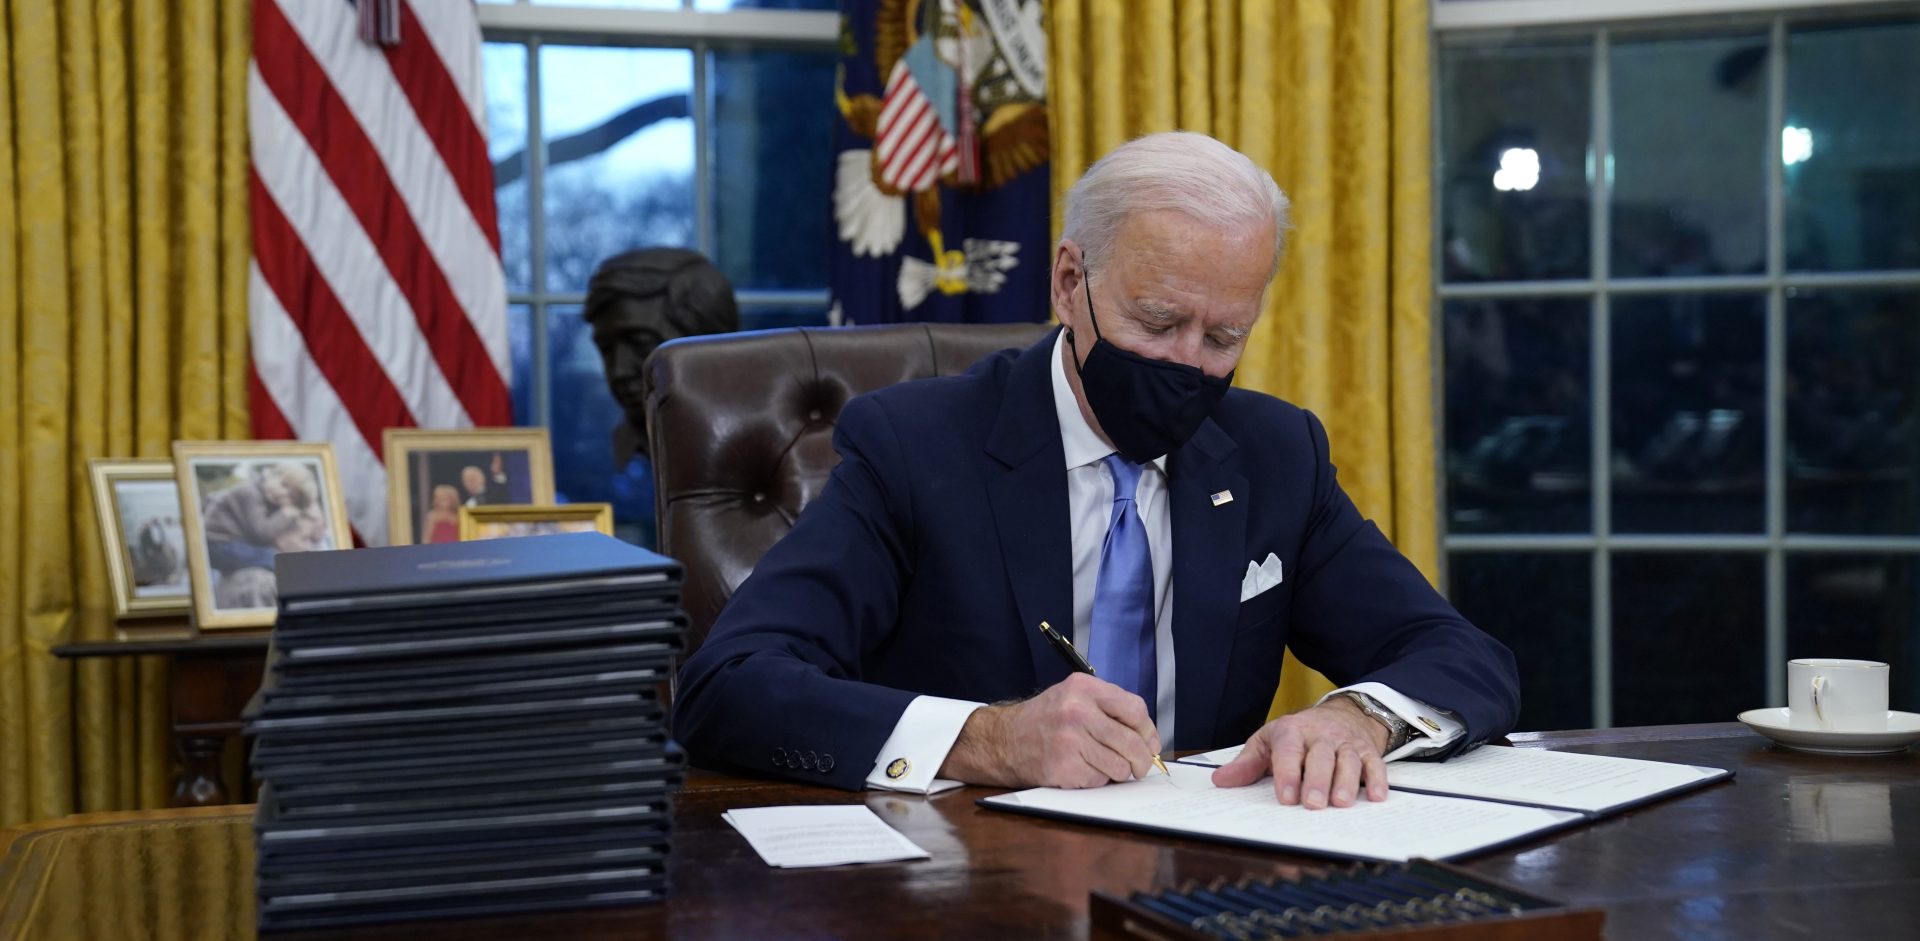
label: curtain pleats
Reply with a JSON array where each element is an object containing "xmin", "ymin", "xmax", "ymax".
[
  {"xmin": 1049, "ymin": 0, "xmax": 1438, "ymax": 717},
  {"xmin": 1, "ymin": 0, "xmax": 251, "ymax": 828}
]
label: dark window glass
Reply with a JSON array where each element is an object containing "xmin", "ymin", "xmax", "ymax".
[
  {"xmin": 1612, "ymin": 552, "xmax": 1767, "ymax": 725},
  {"xmin": 508, "ymin": 303, "xmax": 535, "ymax": 428},
  {"xmin": 541, "ymin": 46, "xmax": 695, "ymax": 294},
  {"xmin": 1611, "ymin": 34, "xmax": 1768, "ymax": 278},
  {"xmin": 1785, "ymin": 20, "xmax": 1920, "ymax": 271},
  {"xmin": 694, "ymin": 0, "xmax": 837, "ymax": 9},
  {"xmin": 547, "ymin": 305, "xmax": 657, "ymax": 547},
  {"xmin": 1611, "ymin": 293, "xmax": 1766, "ymax": 533},
  {"xmin": 1787, "ymin": 289, "xmax": 1920, "ymax": 535},
  {"xmin": 1787, "ymin": 554, "xmax": 1919, "ymax": 712},
  {"xmin": 739, "ymin": 305, "xmax": 832, "ymax": 332},
  {"xmin": 710, "ymin": 48, "xmax": 837, "ymax": 290},
  {"xmin": 1448, "ymin": 552, "xmax": 1593, "ymax": 731},
  {"xmin": 484, "ymin": 41, "xmax": 531, "ymax": 294},
  {"xmin": 1444, "ymin": 297, "xmax": 1590, "ymax": 533},
  {"xmin": 1439, "ymin": 41, "xmax": 1592, "ymax": 282}
]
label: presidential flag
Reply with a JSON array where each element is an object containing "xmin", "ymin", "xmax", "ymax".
[
  {"xmin": 830, "ymin": 0, "xmax": 1052, "ymax": 325},
  {"xmin": 247, "ymin": 0, "xmax": 511, "ymax": 547}
]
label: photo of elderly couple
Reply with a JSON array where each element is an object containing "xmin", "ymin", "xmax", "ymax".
[{"xmin": 179, "ymin": 451, "xmax": 344, "ymax": 623}]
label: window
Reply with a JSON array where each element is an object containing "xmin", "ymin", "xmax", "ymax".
[
  {"xmin": 1436, "ymin": 6, "xmax": 1920, "ymax": 730},
  {"xmin": 480, "ymin": 1, "xmax": 838, "ymax": 544}
]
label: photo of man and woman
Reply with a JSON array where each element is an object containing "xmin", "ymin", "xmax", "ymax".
[
  {"xmin": 383, "ymin": 430, "xmax": 556, "ymax": 546},
  {"xmin": 409, "ymin": 451, "xmax": 535, "ymax": 543}
]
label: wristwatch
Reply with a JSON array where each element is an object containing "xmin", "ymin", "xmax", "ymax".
[{"xmin": 1337, "ymin": 691, "xmax": 1414, "ymax": 753}]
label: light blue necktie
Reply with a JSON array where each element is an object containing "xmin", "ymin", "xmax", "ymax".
[{"xmin": 1089, "ymin": 453, "xmax": 1156, "ymax": 719}]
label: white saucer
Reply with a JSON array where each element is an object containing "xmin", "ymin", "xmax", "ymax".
[{"xmin": 1737, "ymin": 708, "xmax": 1920, "ymax": 756}]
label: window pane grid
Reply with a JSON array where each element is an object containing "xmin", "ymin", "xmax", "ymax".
[
  {"xmin": 1764, "ymin": 16, "xmax": 1790, "ymax": 695},
  {"xmin": 486, "ymin": 18, "xmax": 835, "ymax": 548},
  {"xmin": 1442, "ymin": 270, "xmax": 1920, "ymax": 297},
  {"xmin": 508, "ymin": 291, "xmax": 829, "ymax": 304},
  {"xmin": 1452, "ymin": 536, "xmax": 1920, "ymax": 551},
  {"xmin": 1587, "ymin": 30, "xmax": 1614, "ymax": 725},
  {"xmin": 1440, "ymin": 13, "xmax": 1920, "ymax": 729},
  {"xmin": 526, "ymin": 35, "xmax": 551, "ymax": 431}
]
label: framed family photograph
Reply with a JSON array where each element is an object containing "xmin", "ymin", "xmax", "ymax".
[
  {"xmin": 88, "ymin": 459, "xmax": 192, "ymax": 619},
  {"xmin": 174, "ymin": 441, "xmax": 351, "ymax": 631},
  {"xmin": 459, "ymin": 503, "xmax": 614, "ymax": 541},
  {"xmin": 383, "ymin": 428, "xmax": 555, "ymax": 546}
]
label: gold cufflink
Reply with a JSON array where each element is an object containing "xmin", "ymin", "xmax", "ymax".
[
  {"xmin": 885, "ymin": 758, "xmax": 910, "ymax": 780},
  {"xmin": 1418, "ymin": 716, "xmax": 1441, "ymax": 732}
]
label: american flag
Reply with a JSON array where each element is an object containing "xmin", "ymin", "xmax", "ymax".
[
  {"xmin": 874, "ymin": 47, "xmax": 959, "ymax": 194},
  {"xmin": 248, "ymin": 0, "xmax": 511, "ymax": 547}
]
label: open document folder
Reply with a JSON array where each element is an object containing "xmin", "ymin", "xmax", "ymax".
[{"xmin": 980, "ymin": 747, "xmax": 1731, "ymax": 863}]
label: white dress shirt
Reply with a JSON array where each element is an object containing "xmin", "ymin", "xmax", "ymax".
[{"xmin": 867, "ymin": 332, "xmax": 1460, "ymax": 792}]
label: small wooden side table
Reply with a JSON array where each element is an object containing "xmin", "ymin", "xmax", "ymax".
[{"xmin": 52, "ymin": 629, "xmax": 270, "ymax": 807}]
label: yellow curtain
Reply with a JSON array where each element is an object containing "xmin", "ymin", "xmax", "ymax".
[
  {"xmin": 1049, "ymin": 0, "xmax": 1437, "ymax": 718},
  {"xmin": 0, "ymin": 0, "xmax": 251, "ymax": 828}
]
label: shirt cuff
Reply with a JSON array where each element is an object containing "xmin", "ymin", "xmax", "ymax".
[
  {"xmin": 1319, "ymin": 682, "xmax": 1463, "ymax": 762},
  {"xmin": 865, "ymin": 695, "xmax": 985, "ymax": 794}
]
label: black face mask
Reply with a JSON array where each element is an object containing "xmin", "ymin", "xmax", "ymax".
[{"xmin": 1067, "ymin": 275, "xmax": 1232, "ymax": 463}]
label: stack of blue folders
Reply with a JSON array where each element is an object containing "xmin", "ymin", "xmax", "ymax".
[{"xmin": 244, "ymin": 532, "xmax": 685, "ymax": 932}]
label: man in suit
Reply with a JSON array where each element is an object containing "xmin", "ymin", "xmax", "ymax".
[
  {"xmin": 459, "ymin": 457, "xmax": 510, "ymax": 507},
  {"xmin": 675, "ymin": 132, "xmax": 1518, "ymax": 809}
]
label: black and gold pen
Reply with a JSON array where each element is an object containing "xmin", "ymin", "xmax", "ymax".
[{"xmin": 1037, "ymin": 620, "xmax": 1169, "ymax": 776}]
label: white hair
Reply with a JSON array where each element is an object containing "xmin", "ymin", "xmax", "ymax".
[{"xmin": 1061, "ymin": 131, "xmax": 1291, "ymax": 278}]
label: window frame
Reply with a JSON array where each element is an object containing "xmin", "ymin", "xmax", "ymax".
[
  {"xmin": 1433, "ymin": 5, "xmax": 1920, "ymax": 728},
  {"xmin": 478, "ymin": 2, "xmax": 839, "ymax": 430}
]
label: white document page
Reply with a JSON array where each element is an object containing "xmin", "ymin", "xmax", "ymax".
[
  {"xmin": 1380, "ymin": 745, "xmax": 1726, "ymax": 813},
  {"xmin": 1178, "ymin": 744, "xmax": 1245, "ymax": 768},
  {"xmin": 723, "ymin": 805, "xmax": 930, "ymax": 868},
  {"xmin": 982, "ymin": 763, "xmax": 1578, "ymax": 862}
]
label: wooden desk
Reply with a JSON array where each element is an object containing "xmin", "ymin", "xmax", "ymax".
[
  {"xmin": 2, "ymin": 724, "xmax": 1914, "ymax": 940},
  {"xmin": 52, "ymin": 632, "xmax": 269, "ymax": 806}
]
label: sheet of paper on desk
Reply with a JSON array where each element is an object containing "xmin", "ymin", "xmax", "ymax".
[
  {"xmin": 1175, "ymin": 741, "xmax": 1735, "ymax": 814},
  {"xmin": 1179, "ymin": 743, "xmax": 1728, "ymax": 815},
  {"xmin": 984, "ymin": 763, "xmax": 1579, "ymax": 863},
  {"xmin": 1380, "ymin": 745, "xmax": 1728, "ymax": 814},
  {"xmin": 723, "ymin": 805, "xmax": 931, "ymax": 868},
  {"xmin": 1176, "ymin": 744, "xmax": 1244, "ymax": 768}
]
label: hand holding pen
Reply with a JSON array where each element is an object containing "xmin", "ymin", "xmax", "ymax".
[
  {"xmin": 1038, "ymin": 620, "xmax": 1169, "ymax": 777},
  {"xmin": 934, "ymin": 621, "xmax": 1169, "ymax": 788}
]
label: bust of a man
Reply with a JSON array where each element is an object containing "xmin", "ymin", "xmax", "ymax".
[{"xmin": 584, "ymin": 248, "xmax": 740, "ymax": 464}]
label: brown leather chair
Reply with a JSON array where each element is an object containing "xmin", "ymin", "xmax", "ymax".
[{"xmin": 643, "ymin": 322, "xmax": 1053, "ymax": 656}]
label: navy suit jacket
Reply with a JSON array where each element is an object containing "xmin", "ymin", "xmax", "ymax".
[{"xmin": 674, "ymin": 330, "xmax": 1519, "ymax": 789}]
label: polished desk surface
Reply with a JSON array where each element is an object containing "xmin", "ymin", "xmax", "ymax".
[{"xmin": 3, "ymin": 723, "xmax": 1914, "ymax": 940}]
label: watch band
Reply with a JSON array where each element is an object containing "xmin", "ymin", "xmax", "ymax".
[{"xmin": 1339, "ymin": 691, "xmax": 1414, "ymax": 753}]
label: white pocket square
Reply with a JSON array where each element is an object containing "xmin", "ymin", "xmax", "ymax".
[{"xmin": 1239, "ymin": 553, "xmax": 1285, "ymax": 602}]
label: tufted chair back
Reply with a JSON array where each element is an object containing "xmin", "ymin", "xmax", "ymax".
[{"xmin": 643, "ymin": 322, "xmax": 1052, "ymax": 655}]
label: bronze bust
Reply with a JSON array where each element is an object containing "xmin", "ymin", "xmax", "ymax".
[{"xmin": 584, "ymin": 248, "xmax": 740, "ymax": 464}]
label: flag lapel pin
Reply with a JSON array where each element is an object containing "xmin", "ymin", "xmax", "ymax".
[{"xmin": 1210, "ymin": 490, "xmax": 1234, "ymax": 507}]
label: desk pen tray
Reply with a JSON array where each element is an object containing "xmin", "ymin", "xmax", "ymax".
[{"xmin": 1091, "ymin": 858, "xmax": 1604, "ymax": 940}]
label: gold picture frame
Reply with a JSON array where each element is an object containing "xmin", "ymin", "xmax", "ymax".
[
  {"xmin": 87, "ymin": 458, "xmax": 192, "ymax": 619},
  {"xmin": 383, "ymin": 428, "xmax": 556, "ymax": 546},
  {"xmin": 459, "ymin": 503, "xmax": 614, "ymax": 541},
  {"xmin": 174, "ymin": 441, "xmax": 351, "ymax": 631}
]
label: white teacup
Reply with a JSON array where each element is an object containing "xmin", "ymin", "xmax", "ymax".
[{"xmin": 1787, "ymin": 658, "xmax": 1889, "ymax": 732}]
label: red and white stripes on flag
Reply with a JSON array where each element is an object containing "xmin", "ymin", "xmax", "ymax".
[
  {"xmin": 249, "ymin": 0, "xmax": 510, "ymax": 547},
  {"xmin": 874, "ymin": 61, "xmax": 959, "ymax": 193}
]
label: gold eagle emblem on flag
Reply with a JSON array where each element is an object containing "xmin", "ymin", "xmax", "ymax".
[{"xmin": 833, "ymin": 0, "xmax": 1049, "ymax": 312}]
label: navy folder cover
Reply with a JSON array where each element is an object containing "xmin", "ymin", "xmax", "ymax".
[{"xmin": 275, "ymin": 532, "xmax": 679, "ymax": 608}]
